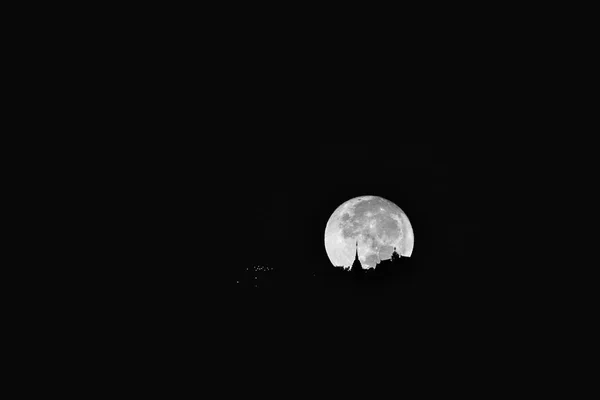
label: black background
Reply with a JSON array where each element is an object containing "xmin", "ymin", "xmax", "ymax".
[
  {"xmin": 79, "ymin": 30, "xmax": 536, "ymax": 382},
  {"xmin": 120, "ymin": 103, "xmax": 502, "ymax": 362},
  {"xmin": 33, "ymin": 8, "xmax": 571, "ymax": 390},
  {"xmin": 128, "ymin": 64, "xmax": 507, "ymax": 337}
]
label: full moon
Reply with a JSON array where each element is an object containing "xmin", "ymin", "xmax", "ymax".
[{"xmin": 324, "ymin": 196, "xmax": 414, "ymax": 269}]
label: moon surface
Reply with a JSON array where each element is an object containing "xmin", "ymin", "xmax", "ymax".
[{"xmin": 324, "ymin": 196, "xmax": 414, "ymax": 269}]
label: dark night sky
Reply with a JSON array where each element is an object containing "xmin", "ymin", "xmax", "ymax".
[
  {"xmin": 84, "ymin": 20, "xmax": 545, "ymax": 375},
  {"xmin": 131, "ymin": 60, "xmax": 508, "ymax": 321}
]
